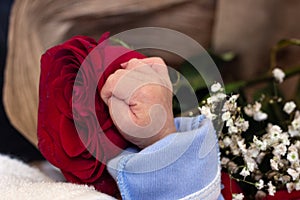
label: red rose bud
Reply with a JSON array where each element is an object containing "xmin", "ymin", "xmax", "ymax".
[{"xmin": 37, "ymin": 33, "xmax": 146, "ymax": 196}]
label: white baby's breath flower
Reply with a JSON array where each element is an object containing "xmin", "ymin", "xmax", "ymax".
[
  {"xmin": 237, "ymin": 140, "xmax": 247, "ymax": 154},
  {"xmin": 204, "ymin": 79, "xmax": 300, "ymax": 195},
  {"xmin": 226, "ymin": 118, "xmax": 234, "ymax": 127},
  {"xmin": 211, "ymin": 82, "xmax": 222, "ymax": 93},
  {"xmin": 232, "ymin": 193, "xmax": 244, "ymax": 200},
  {"xmin": 253, "ymin": 136, "xmax": 267, "ymax": 151},
  {"xmin": 223, "ymin": 100, "xmax": 237, "ymax": 112},
  {"xmin": 295, "ymin": 111, "xmax": 300, "ymax": 118},
  {"xmin": 289, "ymin": 144, "xmax": 298, "ymax": 152},
  {"xmin": 286, "ymin": 182, "xmax": 295, "ymax": 193},
  {"xmin": 253, "ymin": 102, "xmax": 262, "ymax": 112},
  {"xmin": 231, "ymin": 145, "xmax": 241, "ymax": 156},
  {"xmin": 228, "ymin": 94, "xmax": 240, "ymax": 103},
  {"xmin": 247, "ymin": 145, "xmax": 260, "ymax": 158},
  {"xmin": 240, "ymin": 167, "xmax": 250, "ymax": 177},
  {"xmin": 246, "ymin": 160, "xmax": 256, "ymax": 172},
  {"xmin": 270, "ymin": 158, "xmax": 279, "ymax": 170},
  {"xmin": 269, "ymin": 124, "xmax": 283, "ymax": 134},
  {"xmin": 278, "ymin": 160, "xmax": 288, "ymax": 169},
  {"xmin": 244, "ymin": 104, "xmax": 253, "ymax": 117},
  {"xmin": 272, "ymin": 68, "xmax": 285, "ymax": 83},
  {"xmin": 253, "ymin": 136, "xmax": 259, "ymax": 143},
  {"xmin": 245, "ymin": 102, "xmax": 268, "ymax": 121},
  {"xmin": 265, "ymin": 138, "xmax": 273, "ymax": 147},
  {"xmin": 198, "ymin": 106, "xmax": 216, "ymax": 120},
  {"xmin": 234, "ymin": 118, "xmax": 249, "ymax": 132},
  {"xmin": 229, "ymin": 94, "xmax": 239, "ymax": 102},
  {"xmin": 216, "ymin": 92, "xmax": 227, "ymax": 100},
  {"xmin": 255, "ymin": 179, "xmax": 264, "ymax": 190},
  {"xmin": 268, "ymin": 124, "xmax": 282, "ymax": 143},
  {"xmin": 256, "ymin": 152, "xmax": 266, "ymax": 164},
  {"xmin": 280, "ymin": 132, "xmax": 290, "ymax": 146},
  {"xmin": 221, "ymin": 157, "xmax": 230, "ymax": 166},
  {"xmin": 289, "ymin": 125, "xmax": 300, "ymax": 137},
  {"xmin": 267, "ymin": 181, "xmax": 276, "ymax": 196},
  {"xmin": 241, "ymin": 121, "xmax": 249, "ymax": 132},
  {"xmin": 295, "ymin": 182, "xmax": 300, "ymax": 190},
  {"xmin": 229, "ymin": 125, "xmax": 239, "ymax": 134},
  {"xmin": 284, "ymin": 101, "xmax": 297, "ymax": 114},
  {"xmin": 272, "ymin": 143, "xmax": 287, "ymax": 157},
  {"xmin": 287, "ymin": 168, "xmax": 299, "ymax": 180},
  {"xmin": 222, "ymin": 111, "xmax": 231, "ymax": 121},
  {"xmin": 287, "ymin": 151, "xmax": 299, "ymax": 164},
  {"xmin": 223, "ymin": 136, "xmax": 232, "ymax": 147},
  {"xmin": 206, "ymin": 96, "xmax": 217, "ymax": 105},
  {"xmin": 292, "ymin": 116, "xmax": 300, "ymax": 130},
  {"xmin": 253, "ymin": 111, "xmax": 268, "ymax": 121},
  {"xmin": 294, "ymin": 141, "xmax": 300, "ymax": 149}
]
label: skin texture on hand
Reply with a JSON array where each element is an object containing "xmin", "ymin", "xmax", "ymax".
[{"xmin": 101, "ymin": 57, "xmax": 176, "ymax": 149}]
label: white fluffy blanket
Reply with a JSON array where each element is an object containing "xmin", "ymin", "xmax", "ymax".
[{"xmin": 0, "ymin": 154, "xmax": 116, "ymax": 200}]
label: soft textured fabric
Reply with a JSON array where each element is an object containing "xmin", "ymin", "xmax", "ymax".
[
  {"xmin": 0, "ymin": 154, "xmax": 116, "ymax": 200},
  {"xmin": 0, "ymin": 116, "xmax": 223, "ymax": 200},
  {"xmin": 107, "ymin": 116, "xmax": 224, "ymax": 200},
  {"xmin": 37, "ymin": 33, "xmax": 145, "ymax": 195}
]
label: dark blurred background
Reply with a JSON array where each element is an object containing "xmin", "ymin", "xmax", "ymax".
[{"xmin": 0, "ymin": 0, "xmax": 43, "ymax": 161}]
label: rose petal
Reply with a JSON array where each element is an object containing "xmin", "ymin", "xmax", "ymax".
[{"xmin": 38, "ymin": 34, "xmax": 146, "ymax": 196}]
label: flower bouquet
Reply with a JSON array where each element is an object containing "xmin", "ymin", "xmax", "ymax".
[{"xmin": 195, "ymin": 39, "xmax": 300, "ymax": 199}]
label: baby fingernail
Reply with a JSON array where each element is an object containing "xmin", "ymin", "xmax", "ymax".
[{"xmin": 121, "ymin": 62, "xmax": 128, "ymax": 67}]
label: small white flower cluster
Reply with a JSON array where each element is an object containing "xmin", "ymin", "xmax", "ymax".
[
  {"xmin": 244, "ymin": 101, "xmax": 268, "ymax": 121},
  {"xmin": 284, "ymin": 101, "xmax": 297, "ymax": 114},
  {"xmin": 232, "ymin": 193, "xmax": 244, "ymax": 200},
  {"xmin": 256, "ymin": 122, "xmax": 300, "ymax": 194},
  {"xmin": 289, "ymin": 111, "xmax": 300, "ymax": 137},
  {"xmin": 272, "ymin": 68, "xmax": 285, "ymax": 83},
  {"xmin": 201, "ymin": 79, "xmax": 300, "ymax": 197},
  {"xmin": 198, "ymin": 82, "xmax": 226, "ymax": 120},
  {"xmin": 268, "ymin": 181, "xmax": 276, "ymax": 196}
]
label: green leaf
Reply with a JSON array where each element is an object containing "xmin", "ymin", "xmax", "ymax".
[
  {"xmin": 218, "ymin": 51, "xmax": 236, "ymax": 62},
  {"xmin": 276, "ymin": 38, "xmax": 300, "ymax": 48},
  {"xmin": 224, "ymin": 81, "xmax": 246, "ymax": 94},
  {"xmin": 109, "ymin": 37, "xmax": 132, "ymax": 49},
  {"xmin": 208, "ymin": 51, "xmax": 236, "ymax": 63}
]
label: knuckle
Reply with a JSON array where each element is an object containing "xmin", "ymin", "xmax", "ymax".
[
  {"xmin": 114, "ymin": 69, "xmax": 126, "ymax": 76},
  {"xmin": 128, "ymin": 58, "xmax": 139, "ymax": 65},
  {"xmin": 152, "ymin": 57, "xmax": 166, "ymax": 65},
  {"xmin": 106, "ymin": 74, "xmax": 115, "ymax": 84}
]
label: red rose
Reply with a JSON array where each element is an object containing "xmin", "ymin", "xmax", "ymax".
[{"xmin": 37, "ymin": 33, "xmax": 145, "ymax": 196}]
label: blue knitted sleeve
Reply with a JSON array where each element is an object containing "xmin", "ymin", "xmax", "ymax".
[{"xmin": 107, "ymin": 116, "xmax": 224, "ymax": 200}]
